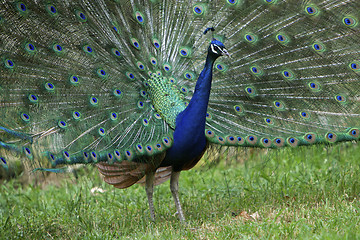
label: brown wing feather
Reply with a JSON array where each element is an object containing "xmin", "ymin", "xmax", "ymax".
[{"xmin": 96, "ymin": 153, "xmax": 166, "ymax": 189}]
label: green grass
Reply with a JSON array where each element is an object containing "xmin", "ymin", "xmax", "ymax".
[{"xmin": 1, "ymin": 142, "xmax": 360, "ymax": 239}]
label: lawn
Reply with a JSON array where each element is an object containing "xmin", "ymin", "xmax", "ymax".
[{"xmin": 1, "ymin": 142, "xmax": 360, "ymax": 239}]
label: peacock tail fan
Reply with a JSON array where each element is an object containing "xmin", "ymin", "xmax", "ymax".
[{"xmin": 0, "ymin": 0, "xmax": 360, "ymax": 174}]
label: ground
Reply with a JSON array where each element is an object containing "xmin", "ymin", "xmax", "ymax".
[{"xmin": 1, "ymin": 142, "xmax": 360, "ymax": 239}]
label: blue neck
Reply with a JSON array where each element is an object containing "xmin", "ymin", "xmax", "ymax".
[
  {"xmin": 162, "ymin": 52, "xmax": 218, "ymax": 170},
  {"xmin": 181, "ymin": 53, "xmax": 216, "ymax": 129}
]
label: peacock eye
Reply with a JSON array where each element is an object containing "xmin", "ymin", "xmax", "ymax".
[{"xmin": 211, "ymin": 44, "xmax": 220, "ymax": 53}]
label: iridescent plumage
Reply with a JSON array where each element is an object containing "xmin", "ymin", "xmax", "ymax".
[{"xmin": 1, "ymin": 0, "xmax": 360, "ymax": 221}]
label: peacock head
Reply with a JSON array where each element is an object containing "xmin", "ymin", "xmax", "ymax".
[{"xmin": 209, "ymin": 38, "xmax": 230, "ymax": 58}]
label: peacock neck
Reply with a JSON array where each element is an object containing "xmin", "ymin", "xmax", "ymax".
[
  {"xmin": 161, "ymin": 52, "xmax": 218, "ymax": 171},
  {"xmin": 187, "ymin": 53, "xmax": 217, "ymax": 115}
]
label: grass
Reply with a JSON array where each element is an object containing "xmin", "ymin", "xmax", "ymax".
[{"xmin": 1, "ymin": 142, "xmax": 360, "ymax": 239}]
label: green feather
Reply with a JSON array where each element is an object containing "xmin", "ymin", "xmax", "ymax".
[{"xmin": 1, "ymin": 0, "xmax": 360, "ymax": 221}]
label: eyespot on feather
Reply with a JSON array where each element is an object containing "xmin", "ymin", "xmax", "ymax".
[
  {"xmin": 152, "ymin": 38, "xmax": 161, "ymax": 49},
  {"xmin": 179, "ymin": 47, "xmax": 191, "ymax": 57},
  {"xmin": 305, "ymin": 5, "xmax": 320, "ymax": 16},
  {"xmin": 287, "ymin": 137, "xmax": 299, "ymax": 147},
  {"xmin": 244, "ymin": 33, "xmax": 258, "ymax": 43},
  {"xmin": 246, "ymin": 135, "xmax": 258, "ymax": 145},
  {"xmin": 264, "ymin": 0, "xmax": 278, "ymax": 4},
  {"xmin": 76, "ymin": 10, "xmax": 87, "ymax": 22},
  {"xmin": 282, "ymin": 70, "xmax": 295, "ymax": 80},
  {"xmin": 226, "ymin": 136, "xmax": 237, "ymax": 145},
  {"xmin": 114, "ymin": 150, "xmax": 121, "ymax": 161},
  {"xmin": 250, "ymin": 65, "xmax": 263, "ymax": 76},
  {"xmin": 136, "ymin": 144, "xmax": 144, "ymax": 154},
  {"xmin": 137, "ymin": 61, "xmax": 145, "ymax": 71},
  {"xmin": 63, "ymin": 151, "xmax": 71, "ymax": 163},
  {"xmin": 126, "ymin": 72, "xmax": 135, "ymax": 80},
  {"xmin": 90, "ymin": 97, "xmax": 99, "ymax": 106},
  {"xmin": 312, "ymin": 42, "xmax": 325, "ymax": 52},
  {"xmin": 234, "ymin": 105, "xmax": 245, "ymax": 115},
  {"xmin": 70, "ymin": 75, "xmax": 80, "ymax": 85},
  {"xmin": 25, "ymin": 43, "xmax": 36, "ymax": 53},
  {"xmin": 98, "ymin": 127, "xmax": 106, "ymax": 136},
  {"xmin": 308, "ymin": 82, "xmax": 321, "ymax": 92},
  {"xmin": 111, "ymin": 48, "xmax": 121, "ymax": 57},
  {"xmin": 264, "ymin": 118, "xmax": 274, "ymax": 125},
  {"xmin": 342, "ymin": 16, "xmax": 358, "ymax": 28},
  {"xmin": 237, "ymin": 136, "xmax": 245, "ymax": 145},
  {"xmin": 135, "ymin": 11, "xmax": 145, "ymax": 24},
  {"xmin": 162, "ymin": 137, "xmax": 172, "ymax": 147},
  {"xmin": 273, "ymin": 100, "xmax": 285, "ymax": 110},
  {"xmin": 91, "ymin": 151, "xmax": 98, "ymax": 163},
  {"xmin": 273, "ymin": 137, "xmax": 285, "ymax": 147},
  {"xmin": 193, "ymin": 4, "xmax": 206, "ymax": 16},
  {"xmin": 46, "ymin": 4, "xmax": 58, "ymax": 16},
  {"xmin": 300, "ymin": 111, "xmax": 311, "ymax": 120},
  {"xmin": 245, "ymin": 86, "xmax": 257, "ymax": 97},
  {"xmin": 349, "ymin": 61, "xmax": 360, "ymax": 72},
  {"xmin": 21, "ymin": 113, "xmax": 30, "ymax": 122},
  {"xmin": 215, "ymin": 136, "xmax": 225, "ymax": 144},
  {"xmin": 325, "ymin": 132, "xmax": 337, "ymax": 143},
  {"xmin": 261, "ymin": 138, "xmax": 272, "ymax": 147},
  {"xmin": 348, "ymin": 128, "xmax": 359, "ymax": 138},
  {"xmin": 335, "ymin": 94, "xmax": 346, "ymax": 103},
  {"xmin": 125, "ymin": 149, "xmax": 134, "ymax": 161},
  {"xmin": 205, "ymin": 129, "xmax": 215, "ymax": 138},
  {"xmin": 72, "ymin": 111, "xmax": 81, "ymax": 120},
  {"xmin": 4, "ymin": 59, "xmax": 15, "ymax": 69},
  {"xmin": 131, "ymin": 38, "xmax": 141, "ymax": 49},
  {"xmin": 304, "ymin": 133, "xmax": 316, "ymax": 144}
]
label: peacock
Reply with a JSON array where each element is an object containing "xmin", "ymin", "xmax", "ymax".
[{"xmin": 1, "ymin": 0, "xmax": 360, "ymax": 222}]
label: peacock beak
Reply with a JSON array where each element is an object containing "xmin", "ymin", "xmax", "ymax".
[{"xmin": 221, "ymin": 48, "xmax": 230, "ymax": 57}]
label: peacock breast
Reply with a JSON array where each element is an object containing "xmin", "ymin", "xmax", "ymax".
[{"xmin": 144, "ymin": 73, "xmax": 187, "ymax": 129}]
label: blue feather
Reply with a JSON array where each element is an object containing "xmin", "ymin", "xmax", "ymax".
[{"xmin": 0, "ymin": 0, "xmax": 359, "ymax": 222}]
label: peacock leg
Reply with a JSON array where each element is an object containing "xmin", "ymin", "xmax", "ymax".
[
  {"xmin": 170, "ymin": 171, "xmax": 185, "ymax": 222},
  {"xmin": 145, "ymin": 171, "xmax": 156, "ymax": 221}
]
